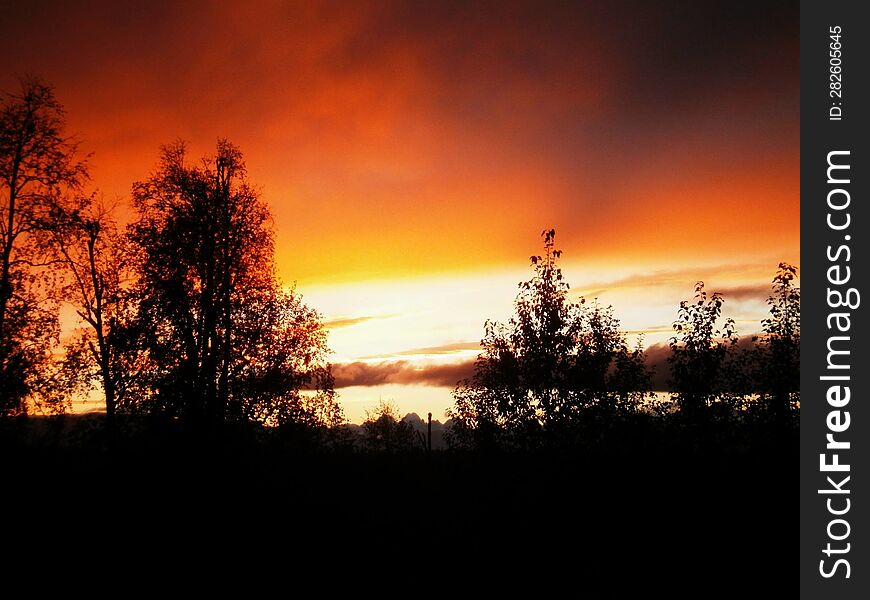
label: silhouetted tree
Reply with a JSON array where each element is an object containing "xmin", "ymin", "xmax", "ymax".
[
  {"xmin": 0, "ymin": 77, "xmax": 87, "ymax": 415},
  {"xmin": 753, "ymin": 263, "xmax": 800, "ymax": 421},
  {"xmin": 128, "ymin": 140, "xmax": 341, "ymax": 428},
  {"xmin": 361, "ymin": 400, "xmax": 422, "ymax": 453},
  {"xmin": 572, "ymin": 300, "xmax": 653, "ymax": 419},
  {"xmin": 447, "ymin": 229, "xmax": 650, "ymax": 449},
  {"xmin": 667, "ymin": 282, "xmax": 737, "ymax": 418},
  {"xmin": 51, "ymin": 197, "xmax": 133, "ymax": 423},
  {"xmin": 231, "ymin": 286, "xmax": 342, "ymax": 429}
]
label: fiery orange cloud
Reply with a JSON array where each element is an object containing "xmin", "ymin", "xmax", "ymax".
[{"xmin": 0, "ymin": 0, "xmax": 797, "ymax": 288}]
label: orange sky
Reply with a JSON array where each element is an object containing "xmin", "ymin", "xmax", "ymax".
[{"xmin": 2, "ymin": 1, "xmax": 799, "ymax": 421}]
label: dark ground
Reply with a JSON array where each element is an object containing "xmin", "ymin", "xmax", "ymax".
[{"xmin": 1, "ymin": 415, "xmax": 796, "ymax": 595}]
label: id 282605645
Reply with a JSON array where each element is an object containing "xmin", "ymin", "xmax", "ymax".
[{"xmin": 829, "ymin": 25, "xmax": 844, "ymax": 121}]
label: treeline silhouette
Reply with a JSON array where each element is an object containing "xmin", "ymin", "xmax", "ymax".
[
  {"xmin": 447, "ymin": 229, "xmax": 799, "ymax": 452},
  {"xmin": 1, "ymin": 78, "xmax": 796, "ymax": 590},
  {"xmin": 1, "ymin": 78, "xmax": 341, "ymax": 442},
  {"xmin": 1, "ymin": 77, "xmax": 798, "ymax": 447}
]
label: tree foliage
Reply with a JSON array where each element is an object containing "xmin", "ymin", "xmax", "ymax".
[
  {"xmin": 753, "ymin": 262, "xmax": 800, "ymax": 420},
  {"xmin": 51, "ymin": 196, "xmax": 136, "ymax": 421},
  {"xmin": 447, "ymin": 229, "xmax": 650, "ymax": 449},
  {"xmin": 667, "ymin": 282, "xmax": 737, "ymax": 417},
  {"xmin": 127, "ymin": 140, "xmax": 341, "ymax": 428},
  {"xmin": 0, "ymin": 77, "xmax": 87, "ymax": 415},
  {"xmin": 361, "ymin": 400, "xmax": 422, "ymax": 453}
]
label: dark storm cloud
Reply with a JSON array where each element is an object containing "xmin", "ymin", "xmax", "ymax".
[
  {"xmin": 645, "ymin": 335, "xmax": 763, "ymax": 390},
  {"xmin": 332, "ymin": 359, "xmax": 475, "ymax": 388},
  {"xmin": 716, "ymin": 283, "xmax": 774, "ymax": 302}
]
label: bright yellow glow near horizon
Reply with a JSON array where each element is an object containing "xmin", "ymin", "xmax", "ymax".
[{"xmin": 296, "ymin": 256, "xmax": 797, "ymax": 423}]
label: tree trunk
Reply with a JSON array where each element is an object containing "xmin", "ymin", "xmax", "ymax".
[
  {"xmin": 0, "ymin": 145, "xmax": 23, "ymax": 414},
  {"xmin": 0, "ymin": 149, "xmax": 22, "ymax": 351},
  {"xmin": 217, "ymin": 175, "xmax": 232, "ymax": 421}
]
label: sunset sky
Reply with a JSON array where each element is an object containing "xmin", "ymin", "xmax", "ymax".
[{"xmin": 1, "ymin": 1, "xmax": 799, "ymax": 422}]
